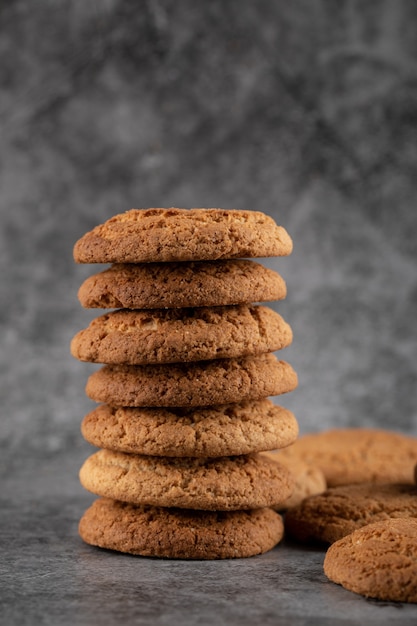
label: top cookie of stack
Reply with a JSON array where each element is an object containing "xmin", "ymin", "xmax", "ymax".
[
  {"xmin": 73, "ymin": 207, "xmax": 293, "ymax": 264},
  {"xmin": 73, "ymin": 208, "xmax": 298, "ymax": 559}
]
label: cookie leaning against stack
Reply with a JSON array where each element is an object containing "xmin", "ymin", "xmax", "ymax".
[{"xmin": 72, "ymin": 208, "xmax": 298, "ymax": 559}]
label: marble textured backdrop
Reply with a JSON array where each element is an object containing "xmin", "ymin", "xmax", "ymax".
[{"xmin": 1, "ymin": 0, "xmax": 417, "ymax": 462}]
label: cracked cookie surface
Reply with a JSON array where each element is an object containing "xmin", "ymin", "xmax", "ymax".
[
  {"xmin": 79, "ymin": 497, "xmax": 285, "ymax": 559},
  {"xmin": 85, "ymin": 354, "xmax": 298, "ymax": 407},
  {"xmin": 77, "ymin": 260, "xmax": 287, "ymax": 309},
  {"xmin": 81, "ymin": 399, "xmax": 298, "ymax": 457},
  {"xmin": 79, "ymin": 449, "xmax": 295, "ymax": 510},
  {"xmin": 278, "ymin": 428, "xmax": 417, "ymax": 487},
  {"xmin": 324, "ymin": 518, "xmax": 417, "ymax": 602},
  {"xmin": 285, "ymin": 482, "xmax": 417, "ymax": 544},
  {"xmin": 73, "ymin": 208, "xmax": 293, "ymax": 263},
  {"xmin": 71, "ymin": 305, "xmax": 292, "ymax": 364}
]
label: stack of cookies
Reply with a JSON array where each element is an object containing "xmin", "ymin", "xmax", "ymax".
[{"xmin": 71, "ymin": 208, "xmax": 298, "ymax": 559}]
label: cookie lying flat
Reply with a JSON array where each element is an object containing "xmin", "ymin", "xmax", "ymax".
[
  {"xmin": 278, "ymin": 428, "xmax": 417, "ymax": 487},
  {"xmin": 79, "ymin": 450, "xmax": 295, "ymax": 510},
  {"xmin": 285, "ymin": 482, "xmax": 417, "ymax": 544},
  {"xmin": 81, "ymin": 400, "xmax": 299, "ymax": 457},
  {"xmin": 85, "ymin": 354, "xmax": 298, "ymax": 407},
  {"xmin": 71, "ymin": 305, "xmax": 293, "ymax": 365},
  {"xmin": 261, "ymin": 451, "xmax": 327, "ymax": 509},
  {"xmin": 79, "ymin": 498, "xmax": 285, "ymax": 559},
  {"xmin": 78, "ymin": 260, "xmax": 287, "ymax": 309},
  {"xmin": 73, "ymin": 208, "xmax": 293, "ymax": 264},
  {"xmin": 324, "ymin": 518, "xmax": 417, "ymax": 603}
]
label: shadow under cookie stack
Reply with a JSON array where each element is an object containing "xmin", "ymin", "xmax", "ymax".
[{"xmin": 72, "ymin": 208, "xmax": 298, "ymax": 559}]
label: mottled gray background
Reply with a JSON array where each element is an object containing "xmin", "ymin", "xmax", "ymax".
[{"xmin": 1, "ymin": 0, "xmax": 417, "ymax": 464}]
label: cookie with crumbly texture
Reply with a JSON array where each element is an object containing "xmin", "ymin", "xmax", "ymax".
[
  {"xmin": 284, "ymin": 482, "xmax": 417, "ymax": 545},
  {"xmin": 79, "ymin": 449, "xmax": 295, "ymax": 510},
  {"xmin": 79, "ymin": 498, "xmax": 285, "ymax": 559},
  {"xmin": 324, "ymin": 518, "xmax": 417, "ymax": 602},
  {"xmin": 278, "ymin": 428, "xmax": 417, "ymax": 487},
  {"xmin": 85, "ymin": 354, "xmax": 298, "ymax": 407},
  {"xmin": 261, "ymin": 451, "xmax": 326, "ymax": 509},
  {"xmin": 71, "ymin": 305, "xmax": 292, "ymax": 365},
  {"xmin": 73, "ymin": 208, "xmax": 293, "ymax": 264},
  {"xmin": 81, "ymin": 400, "xmax": 299, "ymax": 457},
  {"xmin": 77, "ymin": 260, "xmax": 287, "ymax": 309}
]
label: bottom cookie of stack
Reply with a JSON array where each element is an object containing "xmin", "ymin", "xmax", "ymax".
[{"xmin": 79, "ymin": 498, "xmax": 284, "ymax": 560}]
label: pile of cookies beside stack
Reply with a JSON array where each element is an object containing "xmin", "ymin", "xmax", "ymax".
[
  {"xmin": 71, "ymin": 208, "xmax": 299, "ymax": 559},
  {"xmin": 279, "ymin": 428, "xmax": 417, "ymax": 602}
]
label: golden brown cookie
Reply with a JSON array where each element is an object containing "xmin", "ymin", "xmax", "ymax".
[
  {"xmin": 324, "ymin": 518, "xmax": 417, "ymax": 602},
  {"xmin": 284, "ymin": 482, "xmax": 417, "ymax": 544},
  {"xmin": 85, "ymin": 354, "xmax": 298, "ymax": 407},
  {"xmin": 261, "ymin": 451, "xmax": 326, "ymax": 509},
  {"xmin": 278, "ymin": 428, "xmax": 417, "ymax": 487},
  {"xmin": 81, "ymin": 400, "xmax": 299, "ymax": 457},
  {"xmin": 79, "ymin": 449, "xmax": 295, "ymax": 510},
  {"xmin": 77, "ymin": 260, "xmax": 287, "ymax": 309},
  {"xmin": 71, "ymin": 305, "xmax": 293, "ymax": 365},
  {"xmin": 79, "ymin": 498, "xmax": 285, "ymax": 559},
  {"xmin": 73, "ymin": 208, "xmax": 293, "ymax": 263}
]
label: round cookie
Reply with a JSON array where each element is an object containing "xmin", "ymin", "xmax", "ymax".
[
  {"xmin": 81, "ymin": 400, "xmax": 299, "ymax": 457},
  {"xmin": 71, "ymin": 305, "xmax": 293, "ymax": 365},
  {"xmin": 79, "ymin": 450, "xmax": 295, "ymax": 510},
  {"xmin": 261, "ymin": 451, "xmax": 327, "ymax": 509},
  {"xmin": 79, "ymin": 498, "xmax": 285, "ymax": 559},
  {"xmin": 278, "ymin": 428, "xmax": 417, "ymax": 487},
  {"xmin": 73, "ymin": 208, "xmax": 293, "ymax": 263},
  {"xmin": 77, "ymin": 260, "xmax": 287, "ymax": 309},
  {"xmin": 85, "ymin": 354, "xmax": 298, "ymax": 407},
  {"xmin": 324, "ymin": 518, "xmax": 417, "ymax": 602},
  {"xmin": 284, "ymin": 482, "xmax": 417, "ymax": 544}
]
